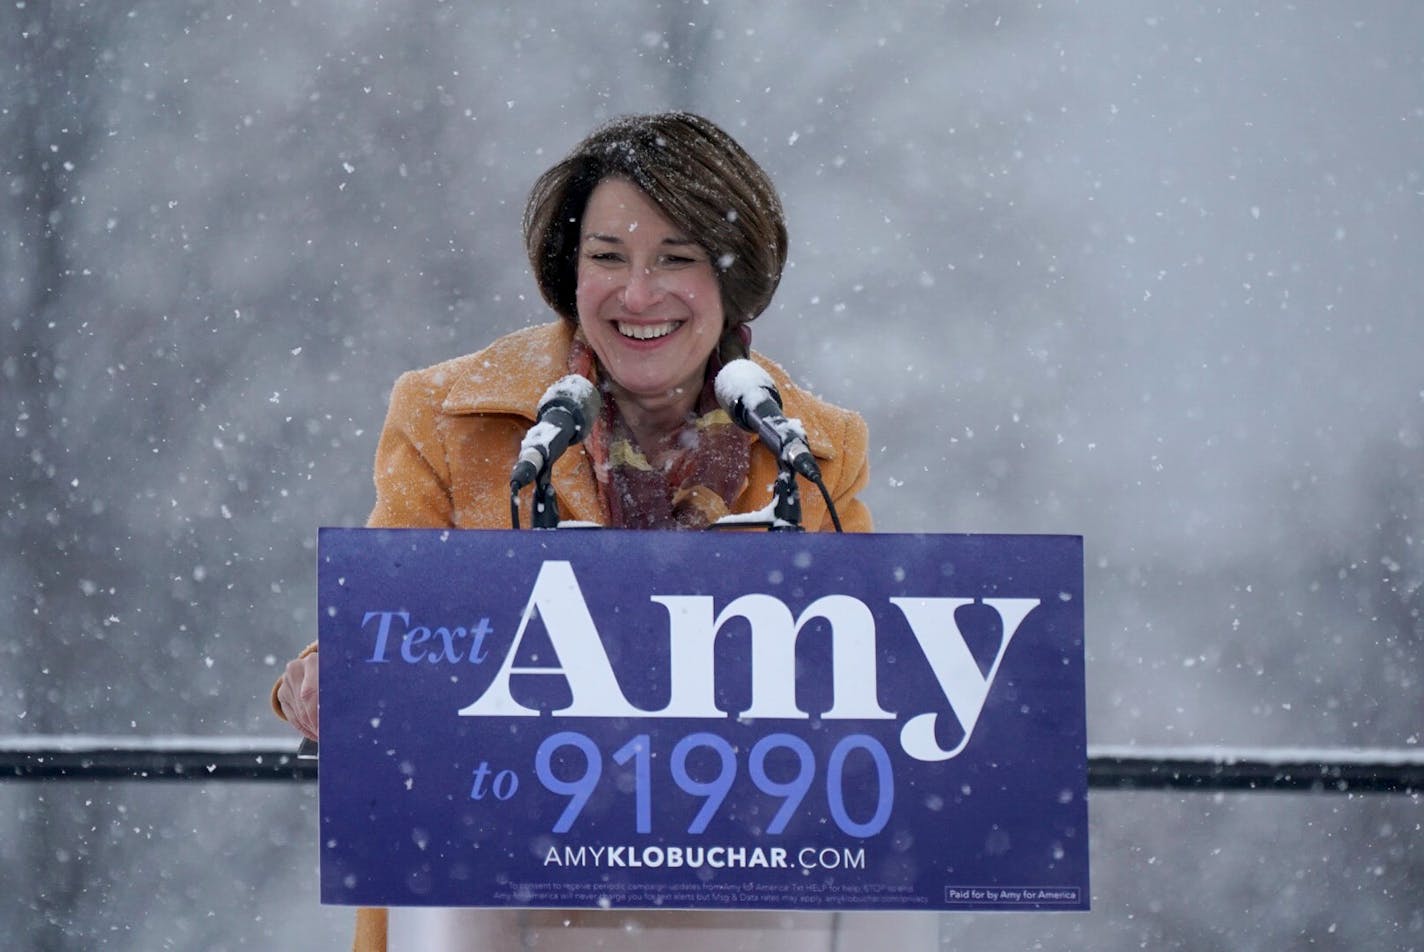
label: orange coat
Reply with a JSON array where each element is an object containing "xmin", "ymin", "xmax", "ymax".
[
  {"xmin": 365, "ymin": 320, "xmax": 872, "ymax": 533},
  {"xmin": 296, "ymin": 321, "xmax": 872, "ymax": 951}
]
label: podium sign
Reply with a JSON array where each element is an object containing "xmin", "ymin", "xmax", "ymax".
[{"xmin": 318, "ymin": 529, "xmax": 1088, "ymax": 912}]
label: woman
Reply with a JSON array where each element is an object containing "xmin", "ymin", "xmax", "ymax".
[{"xmin": 274, "ymin": 113, "xmax": 917, "ymax": 951}]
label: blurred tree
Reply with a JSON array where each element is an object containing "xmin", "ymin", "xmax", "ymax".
[{"xmin": 1, "ymin": 7, "xmax": 134, "ymax": 948}]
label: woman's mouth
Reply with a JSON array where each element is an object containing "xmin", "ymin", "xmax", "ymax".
[{"xmin": 617, "ymin": 320, "xmax": 682, "ymax": 341}]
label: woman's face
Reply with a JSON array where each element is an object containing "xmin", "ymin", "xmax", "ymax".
[{"xmin": 575, "ymin": 178, "xmax": 724, "ymax": 416}]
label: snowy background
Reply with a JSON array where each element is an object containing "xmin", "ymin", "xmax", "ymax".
[{"xmin": 3, "ymin": 0, "xmax": 1421, "ymax": 948}]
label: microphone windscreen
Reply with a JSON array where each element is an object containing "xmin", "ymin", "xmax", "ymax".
[
  {"xmin": 539, "ymin": 375, "xmax": 602, "ymax": 435},
  {"xmin": 714, "ymin": 359, "xmax": 779, "ymax": 417}
]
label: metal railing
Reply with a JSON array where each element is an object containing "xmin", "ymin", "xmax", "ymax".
[{"xmin": 2, "ymin": 737, "xmax": 1421, "ymax": 793}]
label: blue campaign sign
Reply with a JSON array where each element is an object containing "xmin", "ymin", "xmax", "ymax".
[{"xmin": 318, "ymin": 529, "xmax": 1088, "ymax": 912}]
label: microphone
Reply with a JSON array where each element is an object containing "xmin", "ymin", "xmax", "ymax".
[
  {"xmin": 714, "ymin": 359, "xmax": 822, "ymax": 482},
  {"xmin": 510, "ymin": 375, "xmax": 602, "ymax": 490}
]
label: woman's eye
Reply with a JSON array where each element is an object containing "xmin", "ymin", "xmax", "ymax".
[
  {"xmin": 662, "ymin": 254, "xmax": 697, "ymax": 266},
  {"xmin": 587, "ymin": 251, "xmax": 623, "ymax": 263}
]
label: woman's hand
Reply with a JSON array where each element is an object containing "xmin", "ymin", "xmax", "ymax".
[{"xmin": 276, "ymin": 651, "xmax": 319, "ymax": 741}]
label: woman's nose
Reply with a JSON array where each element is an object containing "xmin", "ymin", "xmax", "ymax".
[{"xmin": 621, "ymin": 267, "xmax": 664, "ymax": 312}]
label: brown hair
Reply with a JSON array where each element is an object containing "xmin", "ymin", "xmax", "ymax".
[{"xmin": 523, "ymin": 112, "xmax": 788, "ymax": 362}]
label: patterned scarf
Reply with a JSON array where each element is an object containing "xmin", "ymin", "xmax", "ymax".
[{"xmin": 568, "ymin": 330, "xmax": 749, "ymax": 529}]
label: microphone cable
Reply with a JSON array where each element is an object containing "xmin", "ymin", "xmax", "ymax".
[{"xmin": 812, "ymin": 474, "xmax": 844, "ymax": 532}]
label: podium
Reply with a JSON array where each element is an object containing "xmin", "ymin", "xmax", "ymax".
[{"xmin": 317, "ymin": 529, "xmax": 1088, "ymax": 912}]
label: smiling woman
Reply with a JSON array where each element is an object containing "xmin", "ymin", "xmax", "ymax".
[
  {"xmin": 270, "ymin": 112, "xmax": 879, "ymax": 952},
  {"xmin": 573, "ymin": 178, "xmax": 728, "ymax": 455},
  {"xmin": 524, "ymin": 113, "xmax": 788, "ymax": 354}
]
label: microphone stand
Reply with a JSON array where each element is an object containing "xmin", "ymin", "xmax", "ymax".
[
  {"xmin": 769, "ymin": 460, "xmax": 805, "ymax": 532},
  {"xmin": 530, "ymin": 470, "xmax": 562, "ymax": 529},
  {"xmin": 508, "ymin": 471, "xmax": 562, "ymax": 530}
]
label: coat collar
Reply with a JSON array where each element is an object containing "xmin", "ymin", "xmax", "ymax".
[
  {"xmin": 441, "ymin": 320, "xmax": 840, "ymax": 461},
  {"xmin": 442, "ymin": 321, "xmax": 576, "ymax": 419}
]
